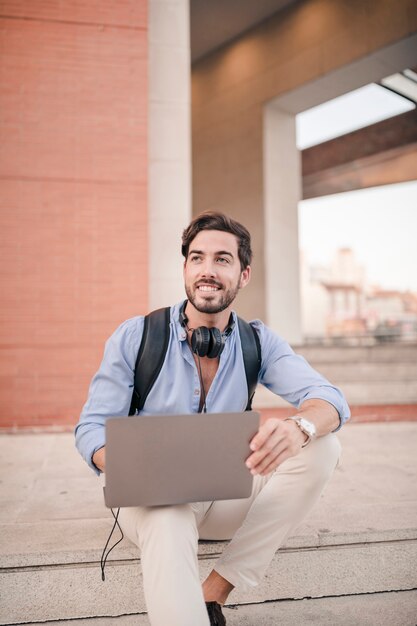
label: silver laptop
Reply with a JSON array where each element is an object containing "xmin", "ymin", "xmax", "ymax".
[{"xmin": 104, "ymin": 411, "xmax": 260, "ymax": 508}]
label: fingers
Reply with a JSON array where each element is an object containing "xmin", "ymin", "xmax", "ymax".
[
  {"xmin": 247, "ymin": 440, "xmax": 289, "ymax": 476},
  {"xmin": 247, "ymin": 419, "xmax": 286, "ymax": 475},
  {"xmin": 246, "ymin": 418, "xmax": 306, "ymax": 476},
  {"xmin": 255, "ymin": 446, "xmax": 294, "ymax": 476},
  {"xmin": 249, "ymin": 418, "xmax": 280, "ymax": 453}
]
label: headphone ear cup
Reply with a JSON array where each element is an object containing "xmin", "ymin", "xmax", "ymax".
[
  {"xmin": 207, "ymin": 327, "xmax": 224, "ymax": 358},
  {"xmin": 191, "ymin": 326, "xmax": 210, "ymax": 357}
]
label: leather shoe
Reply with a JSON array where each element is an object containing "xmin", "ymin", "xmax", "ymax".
[{"xmin": 206, "ymin": 601, "xmax": 226, "ymax": 625}]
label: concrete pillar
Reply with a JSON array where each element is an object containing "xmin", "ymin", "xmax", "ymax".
[
  {"xmin": 149, "ymin": 0, "xmax": 191, "ymax": 309},
  {"xmin": 263, "ymin": 104, "xmax": 302, "ymax": 344}
]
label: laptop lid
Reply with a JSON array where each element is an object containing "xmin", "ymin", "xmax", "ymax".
[{"xmin": 104, "ymin": 411, "xmax": 260, "ymax": 508}]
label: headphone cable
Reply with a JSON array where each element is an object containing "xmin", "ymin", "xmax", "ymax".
[
  {"xmin": 100, "ymin": 506, "xmax": 124, "ymax": 581},
  {"xmin": 185, "ymin": 322, "xmax": 207, "ymax": 413},
  {"xmin": 196, "ymin": 353, "xmax": 207, "ymax": 413}
]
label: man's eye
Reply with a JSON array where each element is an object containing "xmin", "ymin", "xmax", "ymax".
[
  {"xmin": 216, "ymin": 257, "xmax": 229, "ymax": 264},
  {"xmin": 190, "ymin": 255, "xmax": 201, "ymax": 262}
]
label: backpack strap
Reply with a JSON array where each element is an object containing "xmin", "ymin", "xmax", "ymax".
[
  {"xmin": 237, "ymin": 317, "xmax": 262, "ymax": 410},
  {"xmin": 128, "ymin": 307, "xmax": 171, "ymax": 415},
  {"xmin": 129, "ymin": 307, "xmax": 262, "ymax": 414}
]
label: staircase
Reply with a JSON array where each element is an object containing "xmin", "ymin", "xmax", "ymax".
[
  {"xmin": 254, "ymin": 343, "xmax": 417, "ymax": 408},
  {"xmin": 1, "ymin": 422, "xmax": 416, "ymax": 624}
]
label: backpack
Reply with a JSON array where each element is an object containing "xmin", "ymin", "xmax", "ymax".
[{"xmin": 128, "ymin": 306, "xmax": 262, "ymax": 415}]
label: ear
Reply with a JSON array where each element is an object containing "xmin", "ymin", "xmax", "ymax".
[{"xmin": 239, "ymin": 266, "xmax": 251, "ymax": 289}]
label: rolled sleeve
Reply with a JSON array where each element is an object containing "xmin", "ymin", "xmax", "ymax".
[
  {"xmin": 74, "ymin": 316, "xmax": 144, "ymax": 474},
  {"xmin": 254, "ymin": 321, "xmax": 350, "ymax": 430}
]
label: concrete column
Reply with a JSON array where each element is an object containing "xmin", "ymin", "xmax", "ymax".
[
  {"xmin": 263, "ymin": 104, "xmax": 302, "ymax": 344},
  {"xmin": 149, "ymin": 0, "xmax": 191, "ymax": 309}
]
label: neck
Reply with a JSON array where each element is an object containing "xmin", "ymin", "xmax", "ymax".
[{"xmin": 183, "ymin": 301, "xmax": 232, "ymax": 332}]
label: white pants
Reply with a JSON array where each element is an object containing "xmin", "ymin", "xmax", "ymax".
[{"xmin": 118, "ymin": 433, "xmax": 341, "ymax": 626}]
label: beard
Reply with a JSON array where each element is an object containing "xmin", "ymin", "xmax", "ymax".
[{"xmin": 185, "ymin": 279, "xmax": 240, "ymax": 314}]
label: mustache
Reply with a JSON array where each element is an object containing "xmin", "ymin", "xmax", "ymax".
[{"xmin": 195, "ymin": 279, "xmax": 222, "ymax": 289}]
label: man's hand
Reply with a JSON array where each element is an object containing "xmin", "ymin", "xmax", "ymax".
[
  {"xmin": 246, "ymin": 399, "xmax": 340, "ymax": 476},
  {"xmin": 92, "ymin": 446, "xmax": 106, "ymax": 472},
  {"xmin": 246, "ymin": 418, "xmax": 307, "ymax": 476}
]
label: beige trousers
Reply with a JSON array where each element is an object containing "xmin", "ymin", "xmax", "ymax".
[{"xmin": 118, "ymin": 433, "xmax": 341, "ymax": 626}]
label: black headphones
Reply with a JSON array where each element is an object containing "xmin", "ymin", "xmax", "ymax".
[{"xmin": 179, "ymin": 301, "xmax": 235, "ymax": 358}]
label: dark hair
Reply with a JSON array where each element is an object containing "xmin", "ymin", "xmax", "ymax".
[{"xmin": 181, "ymin": 212, "xmax": 252, "ymax": 270}]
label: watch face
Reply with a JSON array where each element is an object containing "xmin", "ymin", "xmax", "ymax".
[{"xmin": 299, "ymin": 418, "xmax": 316, "ymax": 437}]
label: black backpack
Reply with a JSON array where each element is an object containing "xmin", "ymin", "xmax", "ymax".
[{"xmin": 128, "ymin": 307, "xmax": 262, "ymax": 415}]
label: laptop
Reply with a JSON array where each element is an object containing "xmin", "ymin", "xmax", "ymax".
[{"xmin": 104, "ymin": 411, "xmax": 260, "ymax": 508}]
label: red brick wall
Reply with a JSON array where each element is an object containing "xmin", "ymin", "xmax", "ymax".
[{"xmin": 0, "ymin": 1, "xmax": 149, "ymax": 428}]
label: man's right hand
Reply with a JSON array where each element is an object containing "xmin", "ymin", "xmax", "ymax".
[{"xmin": 92, "ymin": 446, "xmax": 106, "ymax": 472}]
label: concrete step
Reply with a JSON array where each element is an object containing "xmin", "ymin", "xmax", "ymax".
[
  {"xmin": 294, "ymin": 343, "xmax": 417, "ymax": 364},
  {"xmin": 307, "ymin": 362, "xmax": 417, "ymax": 382},
  {"xmin": 1, "ymin": 521, "xmax": 416, "ymax": 623},
  {"xmin": 1, "ymin": 424, "xmax": 416, "ymax": 625},
  {"xmin": 19, "ymin": 589, "xmax": 417, "ymax": 626},
  {"xmin": 252, "ymin": 343, "xmax": 417, "ymax": 407},
  {"xmin": 254, "ymin": 380, "xmax": 417, "ymax": 408}
]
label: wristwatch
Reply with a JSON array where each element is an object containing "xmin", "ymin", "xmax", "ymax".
[{"xmin": 286, "ymin": 415, "xmax": 317, "ymax": 447}]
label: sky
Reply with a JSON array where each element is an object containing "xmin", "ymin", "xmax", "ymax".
[
  {"xmin": 299, "ymin": 181, "xmax": 417, "ymax": 292},
  {"xmin": 296, "ymin": 83, "xmax": 415, "ymax": 150},
  {"xmin": 296, "ymin": 82, "xmax": 417, "ymax": 293}
]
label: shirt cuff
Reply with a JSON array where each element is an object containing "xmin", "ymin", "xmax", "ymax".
[{"xmin": 91, "ymin": 444, "xmax": 105, "ymax": 475}]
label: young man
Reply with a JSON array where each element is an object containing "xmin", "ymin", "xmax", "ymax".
[{"xmin": 75, "ymin": 212, "xmax": 350, "ymax": 626}]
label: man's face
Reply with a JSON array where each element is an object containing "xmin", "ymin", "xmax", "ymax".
[{"xmin": 183, "ymin": 229, "xmax": 250, "ymax": 315}]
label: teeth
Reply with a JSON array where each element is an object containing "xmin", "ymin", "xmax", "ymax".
[{"xmin": 198, "ymin": 285, "xmax": 219, "ymax": 292}]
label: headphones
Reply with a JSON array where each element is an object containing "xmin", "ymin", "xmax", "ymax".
[{"xmin": 179, "ymin": 300, "xmax": 235, "ymax": 358}]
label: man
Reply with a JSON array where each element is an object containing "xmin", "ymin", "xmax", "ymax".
[{"xmin": 75, "ymin": 212, "xmax": 350, "ymax": 626}]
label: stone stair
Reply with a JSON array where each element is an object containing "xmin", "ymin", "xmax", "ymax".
[
  {"xmin": 254, "ymin": 343, "xmax": 417, "ymax": 408},
  {"xmin": 1, "ymin": 423, "xmax": 416, "ymax": 624}
]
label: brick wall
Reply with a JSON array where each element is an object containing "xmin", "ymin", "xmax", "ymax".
[{"xmin": 0, "ymin": 1, "xmax": 149, "ymax": 427}]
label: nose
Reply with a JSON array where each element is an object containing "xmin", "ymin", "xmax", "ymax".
[{"xmin": 200, "ymin": 258, "xmax": 216, "ymax": 277}]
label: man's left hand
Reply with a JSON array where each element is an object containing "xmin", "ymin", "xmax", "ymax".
[{"xmin": 246, "ymin": 418, "xmax": 308, "ymax": 476}]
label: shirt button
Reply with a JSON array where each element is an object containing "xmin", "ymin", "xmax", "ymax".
[{"xmin": 194, "ymin": 389, "xmax": 200, "ymax": 396}]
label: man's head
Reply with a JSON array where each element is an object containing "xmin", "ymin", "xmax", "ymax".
[
  {"xmin": 182, "ymin": 212, "xmax": 252, "ymax": 315},
  {"xmin": 181, "ymin": 212, "xmax": 252, "ymax": 272}
]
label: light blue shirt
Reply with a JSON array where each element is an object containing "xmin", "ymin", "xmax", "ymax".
[{"xmin": 75, "ymin": 301, "xmax": 350, "ymax": 474}]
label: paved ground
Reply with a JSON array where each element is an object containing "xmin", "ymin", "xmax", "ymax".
[
  {"xmin": 2, "ymin": 421, "xmax": 417, "ymax": 545},
  {"xmin": 1, "ymin": 420, "xmax": 417, "ymax": 625},
  {"xmin": 21, "ymin": 590, "xmax": 417, "ymax": 626}
]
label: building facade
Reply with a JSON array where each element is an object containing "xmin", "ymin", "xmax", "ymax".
[{"xmin": 1, "ymin": 0, "xmax": 416, "ymax": 427}]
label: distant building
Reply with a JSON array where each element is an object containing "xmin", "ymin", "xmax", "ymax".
[
  {"xmin": 301, "ymin": 248, "xmax": 417, "ymax": 342},
  {"xmin": 300, "ymin": 253, "xmax": 328, "ymax": 339},
  {"xmin": 366, "ymin": 288, "xmax": 417, "ymax": 341}
]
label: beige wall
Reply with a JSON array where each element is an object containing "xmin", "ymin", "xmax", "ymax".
[
  {"xmin": 149, "ymin": 0, "xmax": 191, "ymax": 310},
  {"xmin": 192, "ymin": 0, "xmax": 417, "ymax": 327}
]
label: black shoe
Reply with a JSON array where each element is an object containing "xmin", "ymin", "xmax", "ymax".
[{"xmin": 206, "ymin": 601, "xmax": 226, "ymax": 626}]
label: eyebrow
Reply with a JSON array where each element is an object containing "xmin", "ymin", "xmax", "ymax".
[{"xmin": 188, "ymin": 249, "xmax": 234, "ymax": 258}]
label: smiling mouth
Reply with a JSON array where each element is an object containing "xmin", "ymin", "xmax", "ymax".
[{"xmin": 196, "ymin": 283, "xmax": 221, "ymax": 292}]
